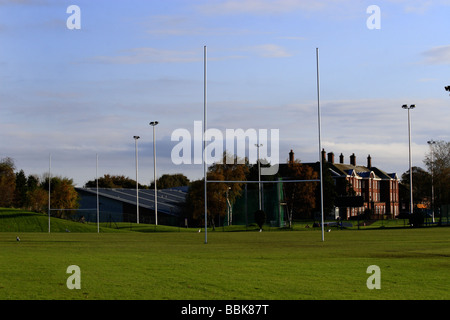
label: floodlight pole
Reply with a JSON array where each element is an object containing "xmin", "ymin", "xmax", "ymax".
[
  {"xmin": 316, "ymin": 48, "xmax": 325, "ymax": 242},
  {"xmin": 203, "ymin": 45, "xmax": 208, "ymax": 244},
  {"xmin": 402, "ymin": 104, "xmax": 415, "ymax": 216},
  {"xmin": 134, "ymin": 136, "xmax": 140, "ymax": 224},
  {"xmin": 150, "ymin": 122, "xmax": 159, "ymax": 225}
]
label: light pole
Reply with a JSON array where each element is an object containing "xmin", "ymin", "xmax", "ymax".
[
  {"xmin": 133, "ymin": 136, "xmax": 140, "ymax": 224},
  {"xmin": 427, "ymin": 139, "xmax": 436, "ymax": 223},
  {"xmin": 149, "ymin": 121, "xmax": 159, "ymax": 225},
  {"xmin": 255, "ymin": 143, "xmax": 263, "ymax": 211},
  {"xmin": 402, "ymin": 104, "xmax": 415, "ymax": 215}
]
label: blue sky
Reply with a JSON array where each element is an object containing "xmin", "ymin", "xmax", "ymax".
[{"xmin": 1, "ymin": 0, "xmax": 449, "ymax": 186}]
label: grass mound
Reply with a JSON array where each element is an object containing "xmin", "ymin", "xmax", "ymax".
[{"xmin": 0, "ymin": 208, "xmax": 114, "ymax": 233}]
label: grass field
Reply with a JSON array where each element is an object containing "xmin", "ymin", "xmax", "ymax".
[{"xmin": 0, "ymin": 208, "xmax": 449, "ymax": 300}]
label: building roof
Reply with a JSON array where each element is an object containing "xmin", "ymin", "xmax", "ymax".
[
  {"xmin": 284, "ymin": 149, "xmax": 399, "ymax": 181},
  {"xmin": 329, "ymin": 163, "xmax": 398, "ymax": 180},
  {"xmin": 76, "ymin": 186, "xmax": 188, "ymax": 216}
]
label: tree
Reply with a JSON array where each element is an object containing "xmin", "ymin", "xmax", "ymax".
[
  {"xmin": 185, "ymin": 179, "xmax": 206, "ymax": 226},
  {"xmin": 27, "ymin": 187, "xmax": 48, "ymax": 213},
  {"xmin": 14, "ymin": 169, "xmax": 28, "ymax": 208},
  {"xmin": 27, "ymin": 174, "xmax": 39, "ymax": 191},
  {"xmin": 43, "ymin": 176, "xmax": 79, "ymax": 218},
  {"xmin": 283, "ymin": 159, "xmax": 318, "ymax": 226},
  {"xmin": 151, "ymin": 173, "xmax": 189, "ymax": 189},
  {"xmin": 208, "ymin": 152, "xmax": 249, "ymax": 206},
  {"xmin": 0, "ymin": 157, "xmax": 16, "ymax": 207},
  {"xmin": 424, "ymin": 140, "xmax": 450, "ymax": 212},
  {"xmin": 319, "ymin": 162, "xmax": 337, "ymax": 218},
  {"xmin": 186, "ymin": 152, "xmax": 249, "ymax": 229},
  {"xmin": 26, "ymin": 174, "xmax": 46, "ymax": 213},
  {"xmin": 84, "ymin": 174, "xmax": 145, "ymax": 189},
  {"xmin": 400, "ymin": 167, "xmax": 432, "ymax": 211}
]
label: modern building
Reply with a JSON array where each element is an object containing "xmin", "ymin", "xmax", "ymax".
[{"xmin": 75, "ymin": 186, "xmax": 188, "ymax": 226}]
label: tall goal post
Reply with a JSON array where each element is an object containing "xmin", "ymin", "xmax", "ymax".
[{"xmin": 202, "ymin": 48, "xmax": 326, "ymax": 242}]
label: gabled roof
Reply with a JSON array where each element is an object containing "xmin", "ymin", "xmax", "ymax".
[
  {"xmin": 329, "ymin": 163, "xmax": 392, "ymax": 180},
  {"xmin": 371, "ymin": 167, "xmax": 399, "ymax": 180}
]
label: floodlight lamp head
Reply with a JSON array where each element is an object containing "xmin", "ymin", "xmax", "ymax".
[
  {"xmin": 445, "ymin": 86, "xmax": 450, "ymax": 92},
  {"xmin": 133, "ymin": 136, "xmax": 140, "ymax": 139},
  {"xmin": 410, "ymin": 104, "xmax": 415, "ymax": 109},
  {"xmin": 402, "ymin": 104, "xmax": 408, "ymax": 109},
  {"xmin": 149, "ymin": 121, "xmax": 159, "ymax": 126}
]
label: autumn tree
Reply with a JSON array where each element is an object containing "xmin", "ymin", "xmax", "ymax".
[
  {"xmin": 25, "ymin": 174, "xmax": 48, "ymax": 213},
  {"xmin": 185, "ymin": 178, "xmax": 206, "ymax": 226},
  {"xmin": 27, "ymin": 187, "xmax": 48, "ymax": 213},
  {"xmin": 208, "ymin": 152, "xmax": 249, "ymax": 207},
  {"xmin": 283, "ymin": 158, "xmax": 318, "ymax": 226},
  {"xmin": 186, "ymin": 152, "xmax": 248, "ymax": 229},
  {"xmin": 42, "ymin": 176, "xmax": 79, "ymax": 218},
  {"xmin": 0, "ymin": 157, "xmax": 16, "ymax": 207}
]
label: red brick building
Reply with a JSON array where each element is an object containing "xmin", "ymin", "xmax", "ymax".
[{"xmin": 322, "ymin": 150, "xmax": 400, "ymax": 219}]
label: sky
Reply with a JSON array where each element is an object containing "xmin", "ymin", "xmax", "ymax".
[{"xmin": 0, "ymin": 0, "xmax": 449, "ymax": 187}]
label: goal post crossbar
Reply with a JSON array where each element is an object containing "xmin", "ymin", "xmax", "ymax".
[
  {"xmin": 49, "ymin": 208, "xmax": 96, "ymax": 211},
  {"xmin": 207, "ymin": 180, "xmax": 320, "ymax": 183}
]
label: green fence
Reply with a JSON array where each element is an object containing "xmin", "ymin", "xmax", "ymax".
[
  {"xmin": 440, "ymin": 204, "xmax": 449, "ymax": 225},
  {"xmin": 225, "ymin": 180, "xmax": 285, "ymax": 227}
]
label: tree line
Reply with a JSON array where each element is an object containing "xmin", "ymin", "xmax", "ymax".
[
  {"xmin": 1, "ymin": 140, "xmax": 448, "ymax": 224},
  {"xmin": 407, "ymin": 140, "xmax": 450, "ymax": 215},
  {"xmin": 184, "ymin": 152, "xmax": 321, "ymax": 229},
  {"xmin": 0, "ymin": 157, "xmax": 79, "ymax": 217}
]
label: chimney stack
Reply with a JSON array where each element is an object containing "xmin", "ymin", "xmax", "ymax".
[
  {"xmin": 289, "ymin": 149, "xmax": 294, "ymax": 163},
  {"xmin": 327, "ymin": 152, "xmax": 334, "ymax": 164},
  {"xmin": 350, "ymin": 153, "xmax": 356, "ymax": 166},
  {"xmin": 367, "ymin": 154, "xmax": 372, "ymax": 168},
  {"xmin": 339, "ymin": 153, "xmax": 344, "ymax": 164},
  {"xmin": 321, "ymin": 149, "xmax": 326, "ymax": 163}
]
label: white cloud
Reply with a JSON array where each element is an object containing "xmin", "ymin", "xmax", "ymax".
[
  {"xmin": 388, "ymin": 0, "xmax": 450, "ymax": 14},
  {"xmin": 278, "ymin": 36, "xmax": 307, "ymax": 41},
  {"xmin": 145, "ymin": 15, "xmax": 257, "ymax": 37},
  {"xmin": 245, "ymin": 44, "xmax": 292, "ymax": 58},
  {"xmin": 198, "ymin": 0, "xmax": 328, "ymax": 15},
  {"xmin": 84, "ymin": 43, "xmax": 293, "ymax": 66},
  {"xmin": 87, "ymin": 48, "xmax": 202, "ymax": 65},
  {"xmin": 422, "ymin": 45, "xmax": 450, "ymax": 65},
  {"xmin": 0, "ymin": 0, "xmax": 48, "ymax": 5}
]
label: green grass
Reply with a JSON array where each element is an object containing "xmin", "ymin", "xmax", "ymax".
[{"xmin": 1, "ymin": 208, "xmax": 449, "ymax": 300}]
